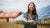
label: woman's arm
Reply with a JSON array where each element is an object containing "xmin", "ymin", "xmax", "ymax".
[{"xmin": 16, "ymin": 14, "xmax": 28, "ymax": 24}]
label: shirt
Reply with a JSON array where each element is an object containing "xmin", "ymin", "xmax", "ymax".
[{"xmin": 16, "ymin": 12, "xmax": 38, "ymax": 25}]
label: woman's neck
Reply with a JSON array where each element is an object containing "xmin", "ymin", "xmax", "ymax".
[{"xmin": 29, "ymin": 11, "xmax": 32, "ymax": 15}]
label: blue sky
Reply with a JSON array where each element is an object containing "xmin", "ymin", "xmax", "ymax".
[{"xmin": 0, "ymin": 0, "xmax": 50, "ymax": 12}]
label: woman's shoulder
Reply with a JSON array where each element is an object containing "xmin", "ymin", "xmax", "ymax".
[{"xmin": 17, "ymin": 12, "xmax": 27, "ymax": 17}]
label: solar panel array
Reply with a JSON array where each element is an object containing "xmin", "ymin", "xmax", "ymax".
[{"xmin": 37, "ymin": 5, "xmax": 50, "ymax": 19}]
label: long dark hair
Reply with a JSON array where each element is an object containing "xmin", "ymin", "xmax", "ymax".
[{"xmin": 27, "ymin": 2, "xmax": 37, "ymax": 15}]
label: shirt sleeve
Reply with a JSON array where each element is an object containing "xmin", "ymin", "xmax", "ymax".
[
  {"xmin": 33, "ymin": 14, "xmax": 39, "ymax": 25},
  {"xmin": 16, "ymin": 14, "xmax": 28, "ymax": 24}
]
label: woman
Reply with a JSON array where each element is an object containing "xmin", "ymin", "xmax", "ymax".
[{"xmin": 16, "ymin": 2, "xmax": 38, "ymax": 28}]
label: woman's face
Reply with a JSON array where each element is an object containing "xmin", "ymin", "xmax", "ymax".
[{"xmin": 29, "ymin": 3, "xmax": 34, "ymax": 11}]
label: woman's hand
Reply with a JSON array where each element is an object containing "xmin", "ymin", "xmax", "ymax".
[{"xmin": 27, "ymin": 20, "xmax": 34, "ymax": 25}]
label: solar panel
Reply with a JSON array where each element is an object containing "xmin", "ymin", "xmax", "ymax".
[{"xmin": 37, "ymin": 5, "xmax": 50, "ymax": 19}]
